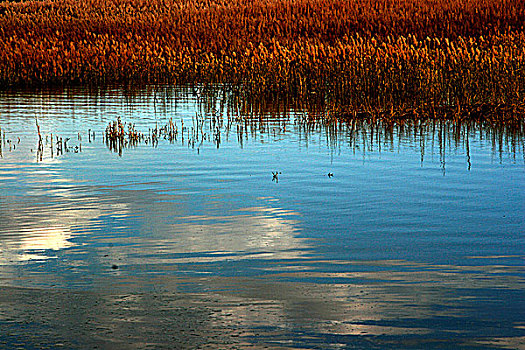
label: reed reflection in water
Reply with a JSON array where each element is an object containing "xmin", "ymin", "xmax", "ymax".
[{"xmin": 0, "ymin": 86, "xmax": 524, "ymax": 349}]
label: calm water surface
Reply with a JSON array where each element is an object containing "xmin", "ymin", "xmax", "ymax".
[{"xmin": 0, "ymin": 86, "xmax": 524, "ymax": 349}]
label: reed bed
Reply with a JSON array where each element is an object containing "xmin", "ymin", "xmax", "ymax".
[{"xmin": 0, "ymin": 0, "xmax": 524, "ymax": 119}]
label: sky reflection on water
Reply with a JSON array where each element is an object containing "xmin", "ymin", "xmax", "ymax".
[{"xmin": 0, "ymin": 86, "xmax": 524, "ymax": 349}]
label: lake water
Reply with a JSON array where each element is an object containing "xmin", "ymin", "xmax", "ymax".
[{"xmin": 0, "ymin": 86, "xmax": 524, "ymax": 349}]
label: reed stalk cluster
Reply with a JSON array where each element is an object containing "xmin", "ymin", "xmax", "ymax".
[{"xmin": 0, "ymin": 0, "xmax": 524, "ymax": 118}]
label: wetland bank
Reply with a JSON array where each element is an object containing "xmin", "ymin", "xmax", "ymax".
[{"xmin": 1, "ymin": 0, "xmax": 525, "ymax": 348}]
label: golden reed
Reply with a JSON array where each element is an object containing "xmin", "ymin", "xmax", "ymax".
[{"xmin": 0, "ymin": 0, "xmax": 524, "ymax": 120}]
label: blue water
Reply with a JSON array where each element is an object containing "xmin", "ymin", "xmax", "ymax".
[{"xmin": 0, "ymin": 86, "xmax": 524, "ymax": 349}]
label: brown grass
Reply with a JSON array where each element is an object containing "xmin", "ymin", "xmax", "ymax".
[{"xmin": 0, "ymin": 0, "xmax": 524, "ymax": 119}]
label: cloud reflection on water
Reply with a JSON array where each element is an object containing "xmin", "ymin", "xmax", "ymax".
[
  {"xmin": 2, "ymin": 255, "xmax": 523, "ymax": 349},
  {"xmin": 0, "ymin": 86, "xmax": 524, "ymax": 348},
  {"xmin": 0, "ymin": 159, "xmax": 308, "ymax": 269}
]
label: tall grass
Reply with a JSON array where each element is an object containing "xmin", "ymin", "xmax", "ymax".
[{"xmin": 0, "ymin": 0, "xmax": 524, "ymax": 119}]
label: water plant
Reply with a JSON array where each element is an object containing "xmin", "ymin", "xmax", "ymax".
[{"xmin": 0, "ymin": 0, "xmax": 523, "ymax": 119}]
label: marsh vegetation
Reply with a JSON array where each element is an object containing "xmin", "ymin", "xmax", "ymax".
[{"xmin": 0, "ymin": 0, "xmax": 524, "ymax": 119}]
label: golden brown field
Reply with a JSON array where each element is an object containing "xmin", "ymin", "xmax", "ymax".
[{"xmin": 0, "ymin": 0, "xmax": 524, "ymax": 119}]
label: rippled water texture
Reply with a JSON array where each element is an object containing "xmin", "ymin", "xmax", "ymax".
[{"xmin": 0, "ymin": 86, "xmax": 524, "ymax": 349}]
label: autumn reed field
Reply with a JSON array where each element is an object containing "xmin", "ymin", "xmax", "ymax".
[{"xmin": 0, "ymin": 0, "xmax": 524, "ymax": 119}]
